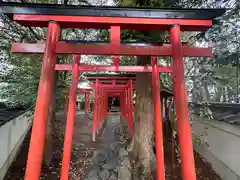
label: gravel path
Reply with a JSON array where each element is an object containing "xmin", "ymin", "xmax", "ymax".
[
  {"xmin": 4, "ymin": 112, "xmax": 131, "ymax": 180},
  {"xmin": 83, "ymin": 114, "xmax": 131, "ymax": 180}
]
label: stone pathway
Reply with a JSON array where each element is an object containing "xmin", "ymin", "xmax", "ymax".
[
  {"xmin": 4, "ymin": 111, "xmax": 131, "ymax": 180},
  {"xmin": 83, "ymin": 113, "xmax": 131, "ymax": 180}
]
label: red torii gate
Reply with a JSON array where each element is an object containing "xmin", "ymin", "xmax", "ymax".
[
  {"xmin": 87, "ymin": 77, "xmax": 135, "ymax": 139},
  {"xmin": 0, "ymin": 3, "xmax": 225, "ymax": 180},
  {"xmin": 64, "ymin": 88, "xmax": 91, "ymax": 115}
]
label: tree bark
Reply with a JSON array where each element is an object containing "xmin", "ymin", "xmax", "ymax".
[
  {"xmin": 203, "ymin": 82, "xmax": 210, "ymax": 101},
  {"xmin": 128, "ymin": 56, "xmax": 155, "ymax": 180},
  {"xmin": 43, "ymin": 63, "xmax": 58, "ymax": 166},
  {"xmin": 215, "ymin": 86, "xmax": 223, "ymax": 102}
]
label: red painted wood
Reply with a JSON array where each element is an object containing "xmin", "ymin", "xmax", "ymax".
[
  {"xmin": 105, "ymin": 95, "xmax": 108, "ymax": 118},
  {"xmin": 125, "ymin": 89, "xmax": 129, "ymax": 121},
  {"xmin": 107, "ymin": 92, "xmax": 122, "ymax": 96},
  {"xmin": 98, "ymin": 88, "xmax": 103, "ymax": 125},
  {"xmin": 102, "ymin": 88, "xmax": 127, "ymax": 91},
  {"xmin": 88, "ymin": 80, "xmax": 136, "ymax": 84},
  {"xmin": 120, "ymin": 94, "xmax": 123, "ymax": 117},
  {"xmin": 112, "ymin": 56, "xmax": 120, "ymax": 69},
  {"xmin": 13, "ymin": 14, "xmax": 212, "ymax": 31},
  {"xmin": 55, "ymin": 64, "xmax": 172, "ymax": 73},
  {"xmin": 110, "ymin": 26, "xmax": 120, "ymax": 49},
  {"xmin": 110, "ymin": 26, "xmax": 120, "ymax": 69},
  {"xmin": 78, "ymin": 89, "xmax": 91, "ymax": 94},
  {"xmin": 151, "ymin": 57, "xmax": 165, "ymax": 180},
  {"xmin": 90, "ymin": 84, "xmax": 134, "ymax": 88},
  {"xmin": 92, "ymin": 80, "xmax": 99, "ymax": 141},
  {"xmin": 122, "ymin": 91, "xmax": 126, "ymax": 118},
  {"xmin": 10, "ymin": 8, "xmax": 216, "ymax": 179},
  {"xmin": 170, "ymin": 25, "xmax": 196, "ymax": 180},
  {"xmin": 24, "ymin": 22, "xmax": 60, "ymax": 180},
  {"xmin": 11, "ymin": 42, "xmax": 212, "ymax": 57},
  {"xmin": 61, "ymin": 55, "xmax": 80, "ymax": 180},
  {"xmin": 87, "ymin": 76, "xmax": 136, "ymax": 80}
]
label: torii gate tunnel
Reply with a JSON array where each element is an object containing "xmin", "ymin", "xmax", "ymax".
[
  {"xmin": 0, "ymin": 3, "xmax": 225, "ymax": 180},
  {"xmin": 87, "ymin": 76, "xmax": 136, "ymax": 138},
  {"xmin": 64, "ymin": 88, "xmax": 91, "ymax": 116}
]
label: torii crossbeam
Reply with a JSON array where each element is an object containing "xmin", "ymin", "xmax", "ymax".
[{"xmin": 0, "ymin": 2, "xmax": 225, "ymax": 180}]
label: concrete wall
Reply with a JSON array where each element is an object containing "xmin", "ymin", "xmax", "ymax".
[
  {"xmin": 0, "ymin": 111, "xmax": 33, "ymax": 180},
  {"xmin": 192, "ymin": 119, "xmax": 240, "ymax": 180}
]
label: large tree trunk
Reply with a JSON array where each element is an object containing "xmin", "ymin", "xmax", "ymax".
[
  {"xmin": 128, "ymin": 56, "xmax": 155, "ymax": 180},
  {"xmin": 215, "ymin": 86, "xmax": 222, "ymax": 102},
  {"xmin": 203, "ymin": 82, "xmax": 210, "ymax": 101},
  {"xmin": 43, "ymin": 64, "xmax": 58, "ymax": 166}
]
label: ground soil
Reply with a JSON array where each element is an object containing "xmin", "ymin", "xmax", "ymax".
[
  {"xmin": 4, "ymin": 111, "xmax": 221, "ymax": 180},
  {"xmin": 163, "ymin": 139, "xmax": 221, "ymax": 180}
]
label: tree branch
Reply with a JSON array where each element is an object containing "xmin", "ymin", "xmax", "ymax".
[{"xmin": 28, "ymin": 27, "xmax": 42, "ymax": 41}]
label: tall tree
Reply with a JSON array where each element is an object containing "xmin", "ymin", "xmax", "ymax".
[{"xmin": 118, "ymin": 1, "xmax": 171, "ymax": 179}]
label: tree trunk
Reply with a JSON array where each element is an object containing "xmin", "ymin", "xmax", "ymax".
[
  {"xmin": 203, "ymin": 82, "xmax": 210, "ymax": 101},
  {"xmin": 128, "ymin": 56, "xmax": 155, "ymax": 180},
  {"xmin": 215, "ymin": 85, "xmax": 223, "ymax": 102},
  {"xmin": 191, "ymin": 76, "xmax": 200, "ymax": 102},
  {"xmin": 43, "ymin": 64, "xmax": 58, "ymax": 166}
]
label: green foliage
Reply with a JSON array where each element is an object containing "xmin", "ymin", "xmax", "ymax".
[
  {"xmin": 0, "ymin": 54, "xmax": 41, "ymax": 106},
  {"xmin": 0, "ymin": 11, "xmax": 43, "ymax": 106},
  {"xmin": 187, "ymin": 6, "xmax": 240, "ymax": 103},
  {"xmin": 0, "ymin": 0, "xmax": 239, "ymax": 108}
]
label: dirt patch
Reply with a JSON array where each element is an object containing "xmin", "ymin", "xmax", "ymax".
[
  {"xmin": 4, "ymin": 113, "xmax": 98, "ymax": 180},
  {"xmin": 120, "ymin": 117, "xmax": 221, "ymax": 180},
  {"xmin": 163, "ymin": 139, "xmax": 221, "ymax": 180}
]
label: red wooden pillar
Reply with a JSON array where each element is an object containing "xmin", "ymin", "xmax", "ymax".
[
  {"xmin": 92, "ymin": 80, "xmax": 99, "ymax": 141},
  {"xmin": 122, "ymin": 91, "xmax": 126, "ymax": 120},
  {"xmin": 125, "ymin": 90, "xmax": 128, "ymax": 119},
  {"xmin": 110, "ymin": 26, "xmax": 120, "ymax": 71},
  {"xmin": 152, "ymin": 56, "xmax": 165, "ymax": 180},
  {"xmin": 169, "ymin": 25, "xmax": 196, "ymax": 180},
  {"xmin": 120, "ymin": 93, "xmax": 123, "ymax": 117},
  {"xmin": 98, "ymin": 88, "xmax": 101, "ymax": 122},
  {"xmin": 124, "ymin": 89, "xmax": 128, "ymax": 120},
  {"xmin": 105, "ymin": 94, "xmax": 108, "ymax": 117},
  {"xmin": 113, "ymin": 56, "xmax": 120, "ymax": 69},
  {"xmin": 102, "ymin": 90, "xmax": 104, "ymax": 120},
  {"xmin": 101, "ymin": 89, "xmax": 104, "ymax": 122},
  {"xmin": 110, "ymin": 26, "xmax": 120, "ymax": 47},
  {"xmin": 97, "ymin": 88, "xmax": 101, "ymax": 131},
  {"xmin": 24, "ymin": 21, "xmax": 60, "ymax": 180},
  {"xmin": 60, "ymin": 55, "xmax": 80, "ymax": 180},
  {"xmin": 102, "ymin": 91, "xmax": 105, "ymax": 119},
  {"xmin": 100, "ymin": 90, "xmax": 104, "ymax": 126},
  {"xmin": 126, "ymin": 88, "xmax": 129, "ymax": 120}
]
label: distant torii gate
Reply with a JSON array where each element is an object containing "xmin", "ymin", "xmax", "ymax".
[
  {"xmin": 87, "ymin": 76, "xmax": 135, "ymax": 138},
  {"xmin": 0, "ymin": 3, "xmax": 225, "ymax": 180},
  {"xmin": 64, "ymin": 88, "xmax": 91, "ymax": 115}
]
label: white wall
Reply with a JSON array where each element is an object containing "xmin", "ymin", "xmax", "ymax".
[
  {"xmin": 192, "ymin": 119, "xmax": 240, "ymax": 180},
  {"xmin": 0, "ymin": 111, "xmax": 33, "ymax": 180}
]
